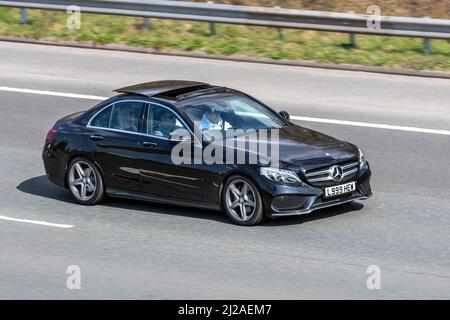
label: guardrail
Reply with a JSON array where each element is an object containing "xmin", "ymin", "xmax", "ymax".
[{"xmin": 1, "ymin": 0, "xmax": 449, "ymax": 54}]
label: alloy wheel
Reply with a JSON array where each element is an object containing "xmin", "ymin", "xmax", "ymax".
[
  {"xmin": 68, "ymin": 160, "xmax": 97, "ymax": 201},
  {"xmin": 225, "ymin": 179, "xmax": 257, "ymax": 222}
]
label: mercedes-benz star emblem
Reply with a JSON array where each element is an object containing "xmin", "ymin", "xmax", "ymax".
[{"xmin": 329, "ymin": 165, "xmax": 343, "ymax": 181}]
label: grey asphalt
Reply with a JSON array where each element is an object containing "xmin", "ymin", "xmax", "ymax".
[{"xmin": 0, "ymin": 41, "xmax": 449, "ymax": 299}]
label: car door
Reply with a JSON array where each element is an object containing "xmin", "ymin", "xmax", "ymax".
[
  {"xmin": 83, "ymin": 100, "xmax": 146, "ymax": 192},
  {"xmin": 138, "ymin": 103, "xmax": 206, "ymax": 202}
]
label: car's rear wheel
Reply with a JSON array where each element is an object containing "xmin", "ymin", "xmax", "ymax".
[
  {"xmin": 223, "ymin": 175, "xmax": 264, "ymax": 226},
  {"xmin": 67, "ymin": 157, "xmax": 105, "ymax": 205}
]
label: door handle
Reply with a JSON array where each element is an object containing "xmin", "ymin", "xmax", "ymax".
[
  {"xmin": 90, "ymin": 134, "xmax": 103, "ymax": 141},
  {"xmin": 142, "ymin": 141, "xmax": 157, "ymax": 147}
]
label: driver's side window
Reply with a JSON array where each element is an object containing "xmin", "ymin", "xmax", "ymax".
[{"xmin": 147, "ymin": 104, "xmax": 187, "ymax": 139}]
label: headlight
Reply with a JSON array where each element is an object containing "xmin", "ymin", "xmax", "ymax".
[
  {"xmin": 358, "ymin": 148, "xmax": 366, "ymax": 169},
  {"xmin": 260, "ymin": 167, "xmax": 303, "ymax": 186}
]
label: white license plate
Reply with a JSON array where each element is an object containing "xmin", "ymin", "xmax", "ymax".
[{"xmin": 324, "ymin": 182, "xmax": 356, "ymax": 198}]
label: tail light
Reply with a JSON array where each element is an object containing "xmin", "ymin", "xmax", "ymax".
[{"xmin": 45, "ymin": 127, "xmax": 58, "ymax": 144}]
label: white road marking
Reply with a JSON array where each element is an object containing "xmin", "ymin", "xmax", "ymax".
[
  {"xmin": 0, "ymin": 215, "xmax": 74, "ymax": 229},
  {"xmin": 0, "ymin": 86, "xmax": 107, "ymax": 100},
  {"xmin": 1, "ymin": 85, "xmax": 449, "ymax": 136},
  {"xmin": 291, "ymin": 116, "xmax": 450, "ymax": 136}
]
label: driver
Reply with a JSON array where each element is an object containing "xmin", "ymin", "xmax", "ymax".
[{"xmin": 200, "ymin": 104, "xmax": 232, "ymax": 132}]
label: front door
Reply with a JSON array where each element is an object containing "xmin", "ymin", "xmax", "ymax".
[{"xmin": 138, "ymin": 103, "xmax": 205, "ymax": 202}]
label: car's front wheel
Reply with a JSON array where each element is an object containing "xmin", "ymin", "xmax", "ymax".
[
  {"xmin": 223, "ymin": 175, "xmax": 264, "ymax": 226},
  {"xmin": 67, "ymin": 157, "xmax": 105, "ymax": 205}
]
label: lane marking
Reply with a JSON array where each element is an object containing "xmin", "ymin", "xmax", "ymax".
[
  {"xmin": 0, "ymin": 215, "xmax": 74, "ymax": 229},
  {"xmin": 1, "ymin": 86, "xmax": 449, "ymax": 136},
  {"xmin": 0, "ymin": 86, "xmax": 107, "ymax": 100},
  {"xmin": 291, "ymin": 116, "xmax": 450, "ymax": 136}
]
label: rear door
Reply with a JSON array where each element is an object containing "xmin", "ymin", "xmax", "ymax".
[{"xmin": 83, "ymin": 100, "xmax": 147, "ymax": 192}]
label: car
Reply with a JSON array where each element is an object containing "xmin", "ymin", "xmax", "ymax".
[{"xmin": 42, "ymin": 80, "xmax": 372, "ymax": 226}]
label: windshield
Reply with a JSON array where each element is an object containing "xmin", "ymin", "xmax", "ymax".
[{"xmin": 177, "ymin": 92, "xmax": 287, "ymax": 134}]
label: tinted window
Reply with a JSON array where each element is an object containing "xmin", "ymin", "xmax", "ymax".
[
  {"xmin": 177, "ymin": 93, "xmax": 286, "ymax": 133},
  {"xmin": 91, "ymin": 106, "xmax": 112, "ymax": 128},
  {"xmin": 147, "ymin": 104, "xmax": 187, "ymax": 138},
  {"xmin": 109, "ymin": 101, "xmax": 145, "ymax": 133}
]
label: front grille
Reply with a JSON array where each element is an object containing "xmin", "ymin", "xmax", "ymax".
[{"xmin": 304, "ymin": 161, "xmax": 359, "ymax": 187}]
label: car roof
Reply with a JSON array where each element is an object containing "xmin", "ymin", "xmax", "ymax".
[{"xmin": 114, "ymin": 80, "xmax": 213, "ymax": 99}]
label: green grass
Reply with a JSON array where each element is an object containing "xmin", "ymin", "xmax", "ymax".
[{"xmin": 1, "ymin": 8, "xmax": 450, "ymax": 71}]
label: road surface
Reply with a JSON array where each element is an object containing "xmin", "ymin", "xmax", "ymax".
[{"xmin": 0, "ymin": 41, "xmax": 449, "ymax": 299}]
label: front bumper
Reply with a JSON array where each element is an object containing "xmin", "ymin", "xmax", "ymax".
[
  {"xmin": 258, "ymin": 163, "xmax": 372, "ymax": 217},
  {"xmin": 270, "ymin": 194, "xmax": 371, "ymax": 217}
]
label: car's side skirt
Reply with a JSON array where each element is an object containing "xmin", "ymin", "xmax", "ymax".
[{"xmin": 106, "ymin": 188, "xmax": 222, "ymax": 211}]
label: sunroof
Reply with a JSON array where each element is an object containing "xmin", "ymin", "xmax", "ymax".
[
  {"xmin": 155, "ymin": 85, "xmax": 213, "ymax": 99},
  {"xmin": 174, "ymin": 86, "xmax": 229, "ymax": 101},
  {"xmin": 114, "ymin": 80, "xmax": 210, "ymax": 98}
]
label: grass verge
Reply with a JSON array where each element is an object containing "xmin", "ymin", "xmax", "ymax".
[{"xmin": 1, "ymin": 8, "xmax": 450, "ymax": 71}]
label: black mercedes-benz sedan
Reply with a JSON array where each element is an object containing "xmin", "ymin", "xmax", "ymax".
[{"xmin": 42, "ymin": 80, "xmax": 372, "ymax": 226}]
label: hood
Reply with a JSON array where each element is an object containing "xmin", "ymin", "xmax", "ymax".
[
  {"xmin": 210, "ymin": 125, "xmax": 358, "ymax": 170},
  {"xmin": 273, "ymin": 125, "xmax": 358, "ymax": 169}
]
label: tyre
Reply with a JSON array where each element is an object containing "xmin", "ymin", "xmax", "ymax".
[
  {"xmin": 223, "ymin": 175, "xmax": 264, "ymax": 226},
  {"xmin": 67, "ymin": 157, "xmax": 105, "ymax": 205}
]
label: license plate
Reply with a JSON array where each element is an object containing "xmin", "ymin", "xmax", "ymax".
[{"xmin": 324, "ymin": 182, "xmax": 356, "ymax": 198}]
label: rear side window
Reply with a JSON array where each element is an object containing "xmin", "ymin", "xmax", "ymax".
[
  {"xmin": 89, "ymin": 101, "xmax": 145, "ymax": 133},
  {"xmin": 90, "ymin": 106, "xmax": 112, "ymax": 128},
  {"xmin": 110, "ymin": 102, "xmax": 145, "ymax": 133}
]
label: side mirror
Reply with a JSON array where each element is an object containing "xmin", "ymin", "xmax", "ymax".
[{"xmin": 279, "ymin": 111, "xmax": 290, "ymax": 121}]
